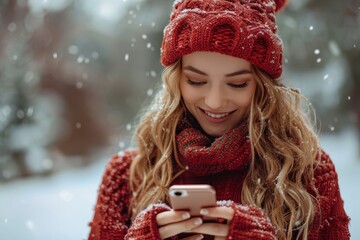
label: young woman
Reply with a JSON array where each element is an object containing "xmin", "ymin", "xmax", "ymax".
[{"xmin": 88, "ymin": 0, "xmax": 350, "ymax": 239}]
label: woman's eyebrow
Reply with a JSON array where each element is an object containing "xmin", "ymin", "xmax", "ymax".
[
  {"xmin": 183, "ymin": 66, "xmax": 208, "ymax": 76},
  {"xmin": 225, "ymin": 69, "xmax": 252, "ymax": 77},
  {"xmin": 183, "ymin": 65, "xmax": 252, "ymax": 77}
]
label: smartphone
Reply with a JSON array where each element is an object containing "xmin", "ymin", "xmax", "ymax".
[{"xmin": 168, "ymin": 184, "xmax": 217, "ymax": 217}]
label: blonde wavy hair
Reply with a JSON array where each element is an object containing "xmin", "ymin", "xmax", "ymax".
[{"xmin": 129, "ymin": 59, "xmax": 320, "ymax": 239}]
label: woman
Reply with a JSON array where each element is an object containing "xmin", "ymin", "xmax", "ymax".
[{"xmin": 88, "ymin": 0, "xmax": 350, "ymax": 239}]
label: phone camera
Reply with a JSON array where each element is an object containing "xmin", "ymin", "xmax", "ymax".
[{"xmin": 170, "ymin": 189, "xmax": 188, "ymax": 197}]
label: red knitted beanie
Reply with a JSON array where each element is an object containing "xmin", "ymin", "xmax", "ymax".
[{"xmin": 161, "ymin": 0, "xmax": 288, "ymax": 79}]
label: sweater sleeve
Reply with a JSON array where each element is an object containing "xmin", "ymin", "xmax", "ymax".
[
  {"xmin": 88, "ymin": 150, "xmax": 172, "ymax": 240},
  {"xmin": 125, "ymin": 203, "xmax": 172, "ymax": 239},
  {"xmin": 217, "ymin": 201, "xmax": 276, "ymax": 240},
  {"xmin": 88, "ymin": 151, "xmax": 135, "ymax": 239},
  {"xmin": 308, "ymin": 151, "xmax": 350, "ymax": 240}
]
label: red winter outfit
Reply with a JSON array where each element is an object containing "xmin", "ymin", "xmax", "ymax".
[
  {"xmin": 88, "ymin": 0, "xmax": 350, "ymax": 239},
  {"xmin": 88, "ymin": 117, "xmax": 350, "ymax": 239}
]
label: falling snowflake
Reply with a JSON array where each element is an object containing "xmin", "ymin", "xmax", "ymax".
[
  {"xmin": 329, "ymin": 41, "xmax": 341, "ymax": 56},
  {"xmin": 119, "ymin": 141, "xmax": 125, "ymax": 149},
  {"xmin": 77, "ymin": 56, "xmax": 84, "ymax": 63},
  {"xmin": 150, "ymin": 70, "xmax": 157, "ymax": 77},
  {"xmin": 147, "ymin": 89, "xmax": 154, "ymax": 96},
  {"xmin": 76, "ymin": 82, "xmax": 83, "ymax": 89},
  {"xmin": 68, "ymin": 45, "xmax": 79, "ymax": 55}
]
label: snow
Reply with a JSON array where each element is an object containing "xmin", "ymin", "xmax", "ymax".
[
  {"xmin": 0, "ymin": 128, "xmax": 359, "ymax": 239},
  {"xmin": 0, "ymin": 159, "xmax": 106, "ymax": 239}
]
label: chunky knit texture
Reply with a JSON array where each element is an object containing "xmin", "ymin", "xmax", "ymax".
[
  {"xmin": 176, "ymin": 118, "xmax": 251, "ymax": 176},
  {"xmin": 125, "ymin": 204, "xmax": 171, "ymax": 239},
  {"xmin": 88, "ymin": 150, "xmax": 350, "ymax": 239},
  {"xmin": 161, "ymin": 0, "xmax": 287, "ymax": 78},
  {"xmin": 88, "ymin": 150, "xmax": 276, "ymax": 240},
  {"xmin": 219, "ymin": 201, "xmax": 276, "ymax": 239},
  {"xmin": 88, "ymin": 147, "xmax": 350, "ymax": 239},
  {"xmin": 307, "ymin": 151, "xmax": 351, "ymax": 239}
]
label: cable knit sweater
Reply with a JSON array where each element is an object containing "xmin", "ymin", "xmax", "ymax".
[
  {"xmin": 88, "ymin": 116, "xmax": 350, "ymax": 240},
  {"xmin": 88, "ymin": 149, "xmax": 350, "ymax": 239}
]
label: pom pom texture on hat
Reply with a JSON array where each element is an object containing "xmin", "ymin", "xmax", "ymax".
[{"xmin": 161, "ymin": 0, "xmax": 288, "ymax": 79}]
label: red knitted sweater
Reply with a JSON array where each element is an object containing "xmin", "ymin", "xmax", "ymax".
[
  {"xmin": 88, "ymin": 152, "xmax": 350, "ymax": 239},
  {"xmin": 88, "ymin": 122, "xmax": 350, "ymax": 239}
]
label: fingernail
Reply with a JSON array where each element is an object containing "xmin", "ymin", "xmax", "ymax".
[
  {"xmin": 200, "ymin": 209, "xmax": 209, "ymax": 215},
  {"xmin": 196, "ymin": 234, "xmax": 204, "ymax": 240},
  {"xmin": 194, "ymin": 218, "xmax": 202, "ymax": 225},
  {"xmin": 182, "ymin": 212, "xmax": 190, "ymax": 219}
]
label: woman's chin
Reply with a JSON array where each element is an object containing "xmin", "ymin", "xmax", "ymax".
[{"xmin": 202, "ymin": 127, "xmax": 227, "ymax": 138}]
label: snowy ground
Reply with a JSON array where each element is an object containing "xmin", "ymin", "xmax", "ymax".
[{"xmin": 0, "ymin": 128, "xmax": 359, "ymax": 240}]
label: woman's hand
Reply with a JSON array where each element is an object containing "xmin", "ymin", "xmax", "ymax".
[
  {"xmin": 189, "ymin": 206, "xmax": 235, "ymax": 240},
  {"xmin": 156, "ymin": 210, "xmax": 204, "ymax": 239}
]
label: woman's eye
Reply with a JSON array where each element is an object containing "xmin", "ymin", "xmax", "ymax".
[
  {"xmin": 228, "ymin": 82, "xmax": 248, "ymax": 89},
  {"xmin": 187, "ymin": 79, "xmax": 206, "ymax": 86}
]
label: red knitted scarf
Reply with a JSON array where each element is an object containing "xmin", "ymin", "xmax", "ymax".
[{"xmin": 176, "ymin": 114, "xmax": 252, "ymax": 176}]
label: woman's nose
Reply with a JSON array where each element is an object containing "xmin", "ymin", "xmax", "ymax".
[{"xmin": 204, "ymin": 87, "xmax": 224, "ymax": 110}]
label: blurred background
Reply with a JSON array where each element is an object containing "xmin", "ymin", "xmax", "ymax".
[{"xmin": 0, "ymin": 0, "xmax": 359, "ymax": 239}]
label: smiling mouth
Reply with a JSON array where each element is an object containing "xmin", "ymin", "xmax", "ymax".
[{"xmin": 201, "ymin": 109, "xmax": 235, "ymax": 119}]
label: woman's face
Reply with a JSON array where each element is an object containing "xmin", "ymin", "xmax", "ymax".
[{"xmin": 180, "ymin": 51, "xmax": 257, "ymax": 137}]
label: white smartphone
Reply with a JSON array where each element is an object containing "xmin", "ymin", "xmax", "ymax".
[{"xmin": 168, "ymin": 184, "xmax": 217, "ymax": 217}]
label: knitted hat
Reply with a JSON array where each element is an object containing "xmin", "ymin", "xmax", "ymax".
[{"xmin": 161, "ymin": 0, "xmax": 288, "ymax": 79}]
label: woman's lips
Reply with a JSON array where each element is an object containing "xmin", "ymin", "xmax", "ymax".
[{"xmin": 199, "ymin": 108, "xmax": 235, "ymax": 123}]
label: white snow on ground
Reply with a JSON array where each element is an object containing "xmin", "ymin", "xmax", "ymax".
[
  {"xmin": 0, "ymin": 128, "xmax": 359, "ymax": 240},
  {"xmin": 0, "ymin": 158, "xmax": 107, "ymax": 240}
]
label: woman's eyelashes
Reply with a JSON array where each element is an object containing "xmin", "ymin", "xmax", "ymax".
[
  {"xmin": 186, "ymin": 79, "xmax": 249, "ymax": 88},
  {"xmin": 228, "ymin": 82, "xmax": 249, "ymax": 88},
  {"xmin": 187, "ymin": 79, "xmax": 206, "ymax": 86}
]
